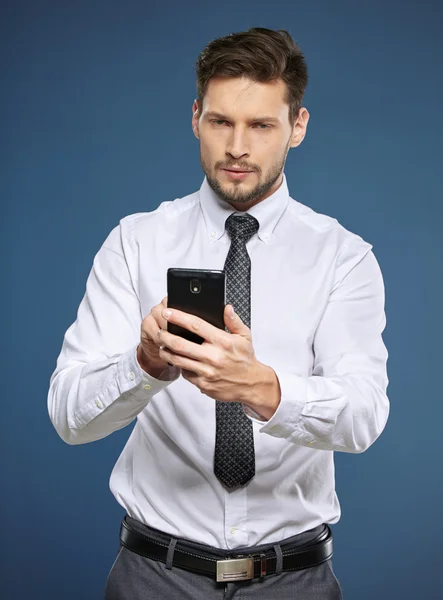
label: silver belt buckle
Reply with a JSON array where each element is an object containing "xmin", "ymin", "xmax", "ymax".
[{"xmin": 216, "ymin": 556, "xmax": 254, "ymax": 582}]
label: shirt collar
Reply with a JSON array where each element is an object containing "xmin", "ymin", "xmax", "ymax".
[{"xmin": 199, "ymin": 172, "xmax": 290, "ymax": 245}]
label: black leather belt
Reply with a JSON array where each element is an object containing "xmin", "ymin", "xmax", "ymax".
[{"xmin": 119, "ymin": 517, "xmax": 333, "ymax": 582}]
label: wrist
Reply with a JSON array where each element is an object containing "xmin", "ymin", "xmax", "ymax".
[
  {"xmin": 137, "ymin": 344, "xmax": 168, "ymax": 379},
  {"xmin": 243, "ymin": 362, "xmax": 281, "ymax": 421}
]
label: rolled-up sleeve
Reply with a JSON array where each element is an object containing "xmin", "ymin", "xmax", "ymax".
[
  {"xmin": 258, "ymin": 245, "xmax": 389, "ymax": 453},
  {"xmin": 47, "ymin": 218, "xmax": 180, "ymax": 446}
]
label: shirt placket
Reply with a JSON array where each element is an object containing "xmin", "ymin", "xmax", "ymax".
[{"xmin": 224, "ymin": 486, "xmax": 248, "ymax": 548}]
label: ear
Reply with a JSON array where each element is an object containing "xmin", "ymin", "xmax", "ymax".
[
  {"xmin": 192, "ymin": 99, "xmax": 201, "ymax": 139},
  {"xmin": 289, "ymin": 107, "xmax": 310, "ymax": 148}
]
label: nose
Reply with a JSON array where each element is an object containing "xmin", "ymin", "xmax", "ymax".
[{"xmin": 226, "ymin": 126, "xmax": 250, "ymax": 160}]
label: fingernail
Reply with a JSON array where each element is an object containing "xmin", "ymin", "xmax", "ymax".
[
  {"xmin": 230, "ymin": 305, "xmax": 235, "ymax": 318},
  {"xmin": 163, "ymin": 309, "xmax": 172, "ymax": 319}
]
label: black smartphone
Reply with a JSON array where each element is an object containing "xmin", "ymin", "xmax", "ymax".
[{"xmin": 167, "ymin": 268, "xmax": 226, "ymax": 344}]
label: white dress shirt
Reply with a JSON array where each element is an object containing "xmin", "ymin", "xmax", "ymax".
[{"xmin": 48, "ymin": 173, "xmax": 389, "ymax": 549}]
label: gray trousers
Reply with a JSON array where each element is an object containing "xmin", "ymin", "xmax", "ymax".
[{"xmin": 104, "ymin": 516, "xmax": 343, "ymax": 599}]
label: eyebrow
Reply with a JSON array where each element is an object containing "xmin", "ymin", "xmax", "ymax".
[{"xmin": 204, "ymin": 111, "xmax": 280, "ymax": 124}]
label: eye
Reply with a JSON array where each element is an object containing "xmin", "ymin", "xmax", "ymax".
[
  {"xmin": 253, "ymin": 123, "xmax": 271, "ymax": 129},
  {"xmin": 211, "ymin": 119, "xmax": 229, "ymax": 126}
]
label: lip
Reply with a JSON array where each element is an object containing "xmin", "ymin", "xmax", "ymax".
[{"xmin": 221, "ymin": 168, "xmax": 254, "ymax": 180}]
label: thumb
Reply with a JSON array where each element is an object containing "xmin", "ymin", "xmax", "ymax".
[{"xmin": 224, "ymin": 304, "xmax": 250, "ymax": 337}]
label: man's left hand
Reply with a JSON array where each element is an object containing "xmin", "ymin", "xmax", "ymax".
[{"xmin": 158, "ymin": 304, "xmax": 280, "ymax": 418}]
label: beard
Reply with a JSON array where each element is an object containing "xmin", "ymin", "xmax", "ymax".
[{"xmin": 200, "ymin": 144, "xmax": 290, "ymax": 207}]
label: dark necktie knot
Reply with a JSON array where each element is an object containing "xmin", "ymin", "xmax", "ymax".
[{"xmin": 225, "ymin": 213, "xmax": 259, "ymax": 243}]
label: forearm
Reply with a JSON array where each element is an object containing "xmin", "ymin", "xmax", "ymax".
[
  {"xmin": 48, "ymin": 344, "xmax": 180, "ymax": 445},
  {"xmin": 246, "ymin": 365, "xmax": 389, "ymax": 453},
  {"xmin": 47, "ymin": 220, "xmax": 181, "ymax": 445}
]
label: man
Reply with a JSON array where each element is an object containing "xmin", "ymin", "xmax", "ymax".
[{"xmin": 48, "ymin": 27, "xmax": 389, "ymax": 599}]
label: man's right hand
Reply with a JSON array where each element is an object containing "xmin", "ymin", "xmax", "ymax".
[{"xmin": 137, "ymin": 296, "xmax": 174, "ymax": 379}]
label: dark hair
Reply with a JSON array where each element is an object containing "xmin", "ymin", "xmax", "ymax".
[{"xmin": 195, "ymin": 27, "xmax": 308, "ymax": 126}]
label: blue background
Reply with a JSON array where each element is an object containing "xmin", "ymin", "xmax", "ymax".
[{"xmin": 2, "ymin": 0, "xmax": 442, "ymax": 598}]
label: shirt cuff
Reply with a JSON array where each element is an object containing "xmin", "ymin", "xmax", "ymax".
[
  {"xmin": 254, "ymin": 369, "xmax": 307, "ymax": 438},
  {"xmin": 117, "ymin": 345, "xmax": 181, "ymax": 401}
]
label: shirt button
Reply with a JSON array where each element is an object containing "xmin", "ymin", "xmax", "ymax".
[
  {"xmin": 211, "ymin": 231, "xmax": 216, "ymax": 237},
  {"xmin": 96, "ymin": 399, "xmax": 103, "ymax": 409},
  {"xmin": 143, "ymin": 384, "xmax": 152, "ymax": 390},
  {"xmin": 230, "ymin": 527, "xmax": 237, "ymax": 534},
  {"xmin": 129, "ymin": 372, "xmax": 135, "ymax": 381}
]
